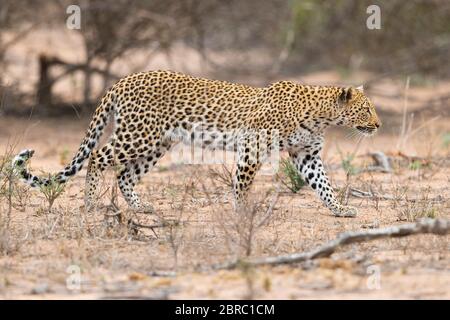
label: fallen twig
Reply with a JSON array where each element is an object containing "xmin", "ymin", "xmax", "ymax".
[
  {"xmin": 349, "ymin": 188, "xmax": 395, "ymax": 200},
  {"xmin": 147, "ymin": 270, "xmax": 177, "ymax": 277},
  {"xmin": 128, "ymin": 219, "xmax": 170, "ymax": 230},
  {"xmin": 213, "ymin": 218, "xmax": 449, "ymax": 269},
  {"xmin": 368, "ymin": 151, "xmax": 392, "ymax": 173},
  {"xmin": 349, "ymin": 187, "xmax": 444, "ymax": 203}
]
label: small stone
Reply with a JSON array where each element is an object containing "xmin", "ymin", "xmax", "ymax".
[{"xmin": 31, "ymin": 283, "xmax": 50, "ymax": 294}]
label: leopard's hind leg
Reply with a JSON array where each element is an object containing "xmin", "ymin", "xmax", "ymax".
[
  {"xmin": 233, "ymin": 132, "xmax": 262, "ymax": 211},
  {"xmin": 85, "ymin": 142, "xmax": 115, "ymax": 211},
  {"xmin": 116, "ymin": 144, "xmax": 170, "ymax": 213}
]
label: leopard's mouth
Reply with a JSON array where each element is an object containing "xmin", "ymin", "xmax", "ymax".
[{"xmin": 356, "ymin": 126, "xmax": 377, "ymax": 136}]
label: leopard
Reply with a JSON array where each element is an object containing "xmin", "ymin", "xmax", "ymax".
[{"xmin": 12, "ymin": 70, "xmax": 381, "ymax": 217}]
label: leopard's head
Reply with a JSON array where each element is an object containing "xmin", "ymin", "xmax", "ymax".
[{"xmin": 337, "ymin": 86, "xmax": 381, "ymax": 136}]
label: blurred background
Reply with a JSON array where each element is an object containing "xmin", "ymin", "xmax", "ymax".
[{"xmin": 0, "ymin": 0, "xmax": 449, "ymax": 133}]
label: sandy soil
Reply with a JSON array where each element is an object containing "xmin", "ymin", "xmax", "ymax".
[{"xmin": 0, "ymin": 108, "xmax": 448, "ymax": 299}]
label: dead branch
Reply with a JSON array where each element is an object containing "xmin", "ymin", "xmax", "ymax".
[
  {"xmin": 356, "ymin": 151, "xmax": 392, "ymax": 173},
  {"xmin": 213, "ymin": 218, "xmax": 449, "ymax": 269},
  {"xmin": 45, "ymin": 56, "xmax": 120, "ymax": 86},
  {"xmin": 128, "ymin": 219, "xmax": 170, "ymax": 230},
  {"xmin": 349, "ymin": 187, "xmax": 444, "ymax": 204},
  {"xmin": 147, "ymin": 270, "xmax": 177, "ymax": 277},
  {"xmin": 349, "ymin": 188, "xmax": 395, "ymax": 201},
  {"xmin": 368, "ymin": 151, "xmax": 392, "ymax": 173},
  {"xmin": 208, "ymin": 164, "xmax": 234, "ymax": 188}
]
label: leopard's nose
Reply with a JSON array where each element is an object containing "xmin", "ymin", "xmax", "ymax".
[{"xmin": 375, "ymin": 122, "xmax": 381, "ymax": 128}]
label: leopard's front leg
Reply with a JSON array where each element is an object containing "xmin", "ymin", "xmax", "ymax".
[{"xmin": 289, "ymin": 146, "xmax": 357, "ymax": 218}]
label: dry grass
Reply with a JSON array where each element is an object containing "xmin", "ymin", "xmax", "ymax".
[
  {"xmin": 0, "ymin": 109, "xmax": 449, "ymax": 299},
  {"xmin": 0, "ymin": 141, "xmax": 29, "ymax": 255}
]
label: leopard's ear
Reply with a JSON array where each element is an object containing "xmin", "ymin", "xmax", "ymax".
[
  {"xmin": 356, "ymin": 85, "xmax": 364, "ymax": 92},
  {"xmin": 338, "ymin": 87, "xmax": 352, "ymax": 105}
]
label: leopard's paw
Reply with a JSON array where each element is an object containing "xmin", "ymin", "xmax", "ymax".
[
  {"xmin": 137, "ymin": 203, "xmax": 155, "ymax": 215},
  {"xmin": 333, "ymin": 205, "xmax": 358, "ymax": 218}
]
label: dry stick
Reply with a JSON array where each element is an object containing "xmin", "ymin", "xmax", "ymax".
[
  {"xmin": 213, "ymin": 218, "xmax": 449, "ymax": 270},
  {"xmin": 128, "ymin": 219, "xmax": 169, "ymax": 231},
  {"xmin": 349, "ymin": 187, "xmax": 444, "ymax": 203},
  {"xmin": 367, "ymin": 151, "xmax": 391, "ymax": 173},
  {"xmin": 349, "ymin": 188, "xmax": 395, "ymax": 201}
]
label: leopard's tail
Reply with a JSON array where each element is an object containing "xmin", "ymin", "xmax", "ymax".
[{"xmin": 12, "ymin": 91, "xmax": 116, "ymax": 188}]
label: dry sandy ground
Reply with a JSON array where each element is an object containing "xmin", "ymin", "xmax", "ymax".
[{"xmin": 0, "ymin": 108, "xmax": 448, "ymax": 299}]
